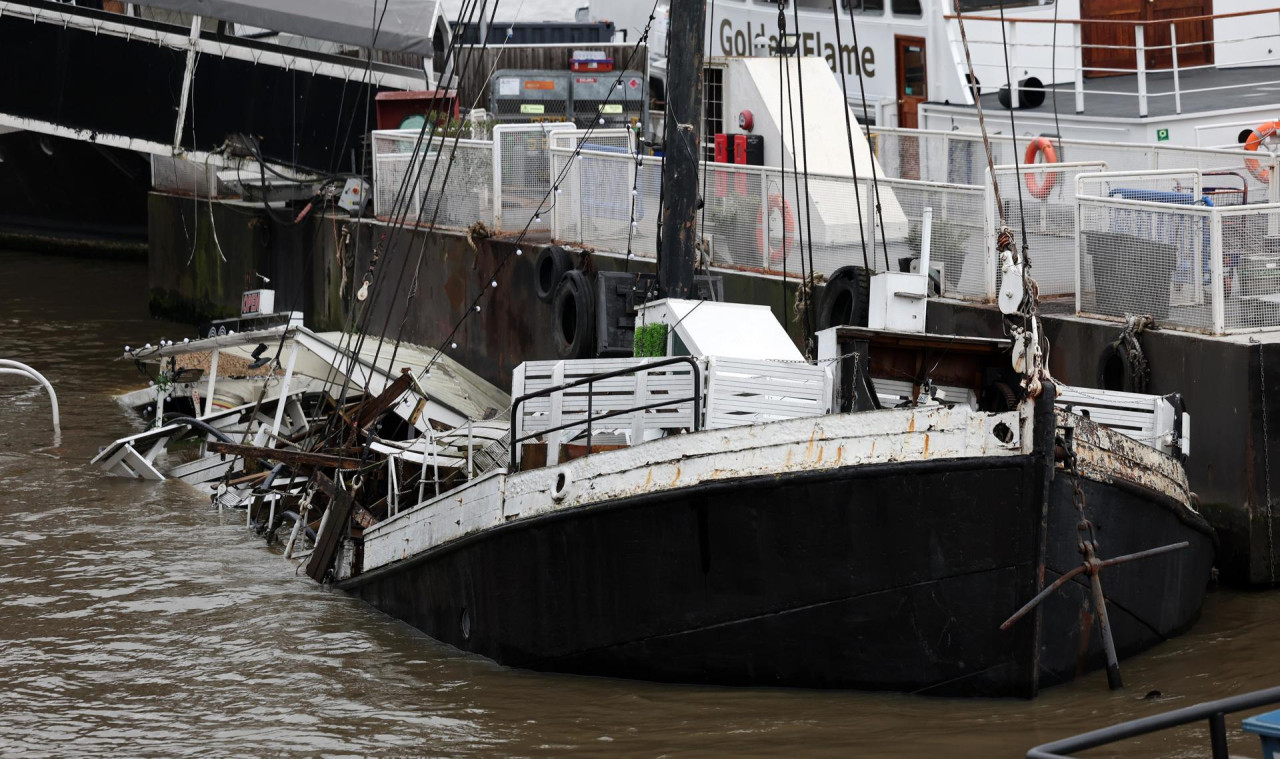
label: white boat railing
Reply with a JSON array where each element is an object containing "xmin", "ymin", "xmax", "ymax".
[
  {"xmin": 943, "ymin": 6, "xmax": 1280, "ymax": 118},
  {"xmin": 0, "ymin": 359, "xmax": 60, "ymax": 447}
]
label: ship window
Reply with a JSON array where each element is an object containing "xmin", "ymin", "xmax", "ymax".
[
  {"xmin": 842, "ymin": 0, "xmax": 884, "ymax": 14},
  {"xmin": 954, "ymin": 0, "xmax": 1049, "ymax": 11},
  {"xmin": 892, "ymin": 0, "xmax": 922, "ymax": 15},
  {"xmin": 703, "ymin": 66, "xmax": 725, "ymax": 162}
]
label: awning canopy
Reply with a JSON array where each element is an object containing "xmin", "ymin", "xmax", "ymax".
[{"xmin": 136, "ymin": 0, "xmax": 441, "ymax": 56}]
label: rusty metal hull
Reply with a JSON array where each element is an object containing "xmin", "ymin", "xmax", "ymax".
[{"xmin": 340, "ymin": 452, "xmax": 1214, "ymax": 697}]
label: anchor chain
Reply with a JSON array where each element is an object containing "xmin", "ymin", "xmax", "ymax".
[{"xmin": 1001, "ymin": 426, "xmax": 1191, "ymax": 692}]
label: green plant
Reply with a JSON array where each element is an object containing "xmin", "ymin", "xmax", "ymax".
[{"xmin": 633, "ymin": 323, "xmax": 668, "ymax": 358}]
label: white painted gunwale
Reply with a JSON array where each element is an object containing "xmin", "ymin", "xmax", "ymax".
[{"xmin": 361, "ymin": 403, "xmax": 1035, "ymax": 572}]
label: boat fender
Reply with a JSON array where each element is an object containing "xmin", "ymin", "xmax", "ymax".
[
  {"xmin": 816, "ymin": 266, "xmax": 870, "ymax": 330},
  {"xmin": 550, "ymin": 468, "xmax": 572, "ymax": 501},
  {"xmin": 1097, "ymin": 316, "xmax": 1152, "ymax": 393},
  {"xmin": 1244, "ymin": 121, "xmax": 1280, "ymax": 183},
  {"xmin": 535, "ymin": 245, "xmax": 573, "ymax": 303},
  {"xmin": 551, "ymin": 270, "xmax": 596, "ymax": 359},
  {"xmin": 1024, "ymin": 136, "xmax": 1061, "ymax": 200}
]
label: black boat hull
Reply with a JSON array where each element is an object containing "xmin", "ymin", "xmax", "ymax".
[{"xmin": 341, "ymin": 456, "xmax": 1215, "ymax": 697}]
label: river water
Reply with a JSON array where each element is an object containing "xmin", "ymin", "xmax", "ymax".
[{"xmin": 1, "ymin": 249, "xmax": 1278, "ymax": 758}]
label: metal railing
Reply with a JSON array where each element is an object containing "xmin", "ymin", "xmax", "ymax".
[
  {"xmin": 943, "ymin": 7, "xmax": 1280, "ymax": 118},
  {"xmin": 1076, "ymin": 185, "xmax": 1280, "ymax": 334},
  {"xmin": 1027, "ymin": 685, "xmax": 1280, "ymax": 758},
  {"xmin": 508, "ymin": 356, "xmax": 702, "ymax": 470},
  {"xmin": 0, "ymin": 359, "xmax": 60, "ymax": 447}
]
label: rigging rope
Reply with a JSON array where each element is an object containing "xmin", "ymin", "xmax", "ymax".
[{"xmin": 830, "ymin": 0, "xmax": 870, "ymax": 273}]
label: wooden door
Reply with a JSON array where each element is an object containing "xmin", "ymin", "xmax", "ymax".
[
  {"xmin": 1081, "ymin": 0, "xmax": 1142, "ymax": 78},
  {"xmin": 895, "ymin": 36, "xmax": 926, "ymax": 128},
  {"xmin": 1082, "ymin": 0, "xmax": 1213, "ymax": 77},
  {"xmin": 1146, "ymin": 0, "xmax": 1213, "ymax": 70}
]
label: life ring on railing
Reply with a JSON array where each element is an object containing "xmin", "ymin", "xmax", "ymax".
[
  {"xmin": 1244, "ymin": 121, "xmax": 1280, "ymax": 184},
  {"xmin": 757, "ymin": 193, "xmax": 798, "ymax": 266},
  {"xmin": 1024, "ymin": 136, "xmax": 1061, "ymax": 200}
]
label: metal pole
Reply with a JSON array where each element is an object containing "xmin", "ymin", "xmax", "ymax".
[
  {"xmin": 1170, "ymin": 24, "xmax": 1182, "ymax": 115},
  {"xmin": 587, "ymin": 378, "xmax": 594, "ymax": 455},
  {"xmin": 1089, "ymin": 568, "xmax": 1124, "ymax": 690},
  {"xmin": 1074, "ymin": 23, "xmax": 1085, "ymax": 113},
  {"xmin": 658, "ymin": 0, "xmax": 706, "ymax": 299},
  {"xmin": 1135, "ymin": 25, "xmax": 1148, "ymax": 118},
  {"xmin": 466, "ymin": 418, "xmax": 473, "ymax": 480},
  {"xmin": 172, "ymin": 15, "xmax": 202, "ymax": 151},
  {"xmin": 269, "ymin": 342, "xmax": 299, "ymax": 439},
  {"xmin": 1208, "ymin": 712, "xmax": 1229, "ymax": 759},
  {"xmin": 203, "ymin": 348, "xmax": 219, "ymax": 418}
]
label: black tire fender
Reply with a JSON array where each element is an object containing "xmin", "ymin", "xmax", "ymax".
[
  {"xmin": 551, "ymin": 270, "xmax": 596, "ymax": 359},
  {"xmin": 817, "ymin": 266, "xmax": 870, "ymax": 331},
  {"xmin": 1097, "ymin": 340, "xmax": 1140, "ymax": 392},
  {"xmin": 535, "ymin": 245, "xmax": 573, "ymax": 304}
]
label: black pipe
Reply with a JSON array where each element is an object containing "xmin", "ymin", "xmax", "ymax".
[
  {"xmin": 163, "ymin": 415, "xmax": 236, "ymax": 444},
  {"xmin": 278, "ymin": 511, "xmax": 318, "ymax": 542}
]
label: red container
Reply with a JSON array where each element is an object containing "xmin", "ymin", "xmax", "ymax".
[
  {"xmin": 374, "ymin": 90, "xmax": 460, "ymax": 130},
  {"xmin": 570, "ymin": 58, "xmax": 614, "ymax": 72}
]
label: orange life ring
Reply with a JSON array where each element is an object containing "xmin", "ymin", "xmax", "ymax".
[
  {"xmin": 757, "ymin": 193, "xmax": 798, "ymax": 266},
  {"xmin": 1024, "ymin": 136, "xmax": 1061, "ymax": 200},
  {"xmin": 1244, "ymin": 121, "xmax": 1280, "ymax": 184}
]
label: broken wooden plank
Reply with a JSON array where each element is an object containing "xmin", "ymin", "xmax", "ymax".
[{"xmin": 207, "ymin": 441, "xmax": 362, "ymax": 470}]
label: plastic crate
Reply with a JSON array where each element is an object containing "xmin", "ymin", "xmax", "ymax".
[{"xmin": 1244, "ymin": 710, "xmax": 1280, "ymax": 759}]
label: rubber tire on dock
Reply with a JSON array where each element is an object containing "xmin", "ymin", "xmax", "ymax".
[
  {"xmin": 552, "ymin": 270, "xmax": 596, "ymax": 359},
  {"xmin": 536, "ymin": 245, "xmax": 573, "ymax": 303},
  {"xmin": 817, "ymin": 266, "xmax": 870, "ymax": 330}
]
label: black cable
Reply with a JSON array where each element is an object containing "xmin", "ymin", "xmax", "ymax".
[
  {"xmin": 844, "ymin": 5, "xmax": 890, "ymax": 270},
  {"xmin": 782, "ymin": 43, "xmax": 812, "ymax": 341},
  {"xmin": 776, "ymin": 9, "xmax": 789, "ymax": 319},
  {"xmin": 1050, "ymin": 0, "xmax": 1063, "ymax": 143},
  {"xmin": 790, "ymin": 0, "xmax": 819, "ymax": 345},
  {"xmin": 415, "ymin": 0, "xmax": 665, "ymax": 382},
  {"xmin": 309, "ymin": 0, "xmax": 491, "ymax": 447},
  {"xmin": 831, "ymin": 0, "xmax": 871, "ymax": 273},
  {"xmin": 998, "ymin": 0, "xmax": 1030, "ymax": 257}
]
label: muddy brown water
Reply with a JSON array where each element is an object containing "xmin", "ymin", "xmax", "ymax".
[{"xmin": 1, "ymin": 250, "xmax": 1278, "ymax": 758}]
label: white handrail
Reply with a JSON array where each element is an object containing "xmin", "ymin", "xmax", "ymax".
[{"xmin": 0, "ymin": 360, "xmax": 61, "ymax": 447}]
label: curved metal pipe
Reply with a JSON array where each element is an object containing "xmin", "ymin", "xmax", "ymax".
[
  {"xmin": 160, "ymin": 415, "xmax": 236, "ymax": 445},
  {"xmin": 0, "ymin": 361, "xmax": 60, "ymax": 447}
]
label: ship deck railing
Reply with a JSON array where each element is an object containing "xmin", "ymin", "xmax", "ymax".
[
  {"xmin": 508, "ymin": 355, "xmax": 834, "ymax": 470},
  {"xmin": 942, "ymin": 6, "xmax": 1280, "ymax": 120},
  {"xmin": 370, "ymin": 121, "xmax": 1280, "ymax": 335}
]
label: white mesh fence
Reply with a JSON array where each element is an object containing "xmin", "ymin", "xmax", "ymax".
[
  {"xmin": 371, "ymin": 130, "xmax": 493, "ymax": 228},
  {"xmin": 548, "ymin": 149, "xmax": 984, "ymax": 290},
  {"xmin": 494, "ymin": 123, "xmax": 575, "ymax": 236},
  {"xmin": 417, "ymin": 141, "xmax": 493, "ymax": 230},
  {"xmin": 990, "ymin": 162, "xmax": 1105, "ymax": 297},
  {"xmin": 1077, "ymin": 196, "xmax": 1215, "ymax": 332},
  {"xmin": 876, "ymin": 177, "xmax": 988, "ymax": 299},
  {"xmin": 1219, "ymin": 205, "xmax": 1280, "ymax": 333}
]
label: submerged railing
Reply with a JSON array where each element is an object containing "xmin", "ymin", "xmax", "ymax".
[
  {"xmin": 1027, "ymin": 685, "xmax": 1280, "ymax": 758},
  {"xmin": 0, "ymin": 359, "xmax": 60, "ymax": 447}
]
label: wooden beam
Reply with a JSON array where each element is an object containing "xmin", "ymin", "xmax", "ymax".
[{"xmin": 207, "ymin": 441, "xmax": 362, "ymax": 470}]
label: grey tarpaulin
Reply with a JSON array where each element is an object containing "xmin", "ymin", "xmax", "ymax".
[{"xmin": 134, "ymin": 0, "xmax": 441, "ymax": 56}]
